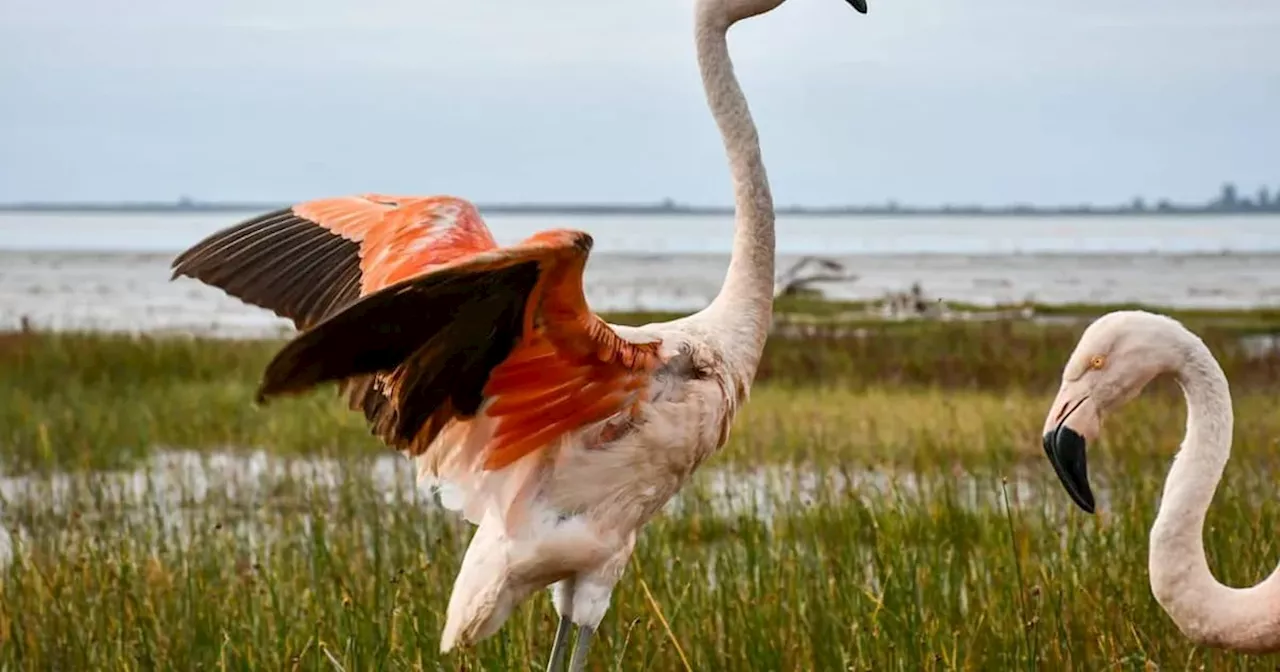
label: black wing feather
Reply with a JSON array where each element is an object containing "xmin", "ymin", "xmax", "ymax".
[
  {"xmin": 171, "ymin": 208, "xmax": 363, "ymax": 330},
  {"xmin": 172, "ymin": 209, "xmax": 389, "ymax": 426}
]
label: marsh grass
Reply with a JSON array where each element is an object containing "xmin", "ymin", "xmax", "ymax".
[
  {"xmin": 3, "ymin": 308, "xmax": 1280, "ymax": 669},
  {"xmin": 4, "ymin": 309, "xmax": 1280, "ymax": 474},
  {"xmin": 4, "ymin": 449, "xmax": 1280, "ymax": 670}
]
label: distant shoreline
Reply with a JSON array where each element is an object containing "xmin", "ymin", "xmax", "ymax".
[{"xmin": 2, "ymin": 201, "xmax": 1278, "ymax": 217}]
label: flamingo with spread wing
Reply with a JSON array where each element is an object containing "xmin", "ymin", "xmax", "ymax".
[{"xmin": 171, "ymin": 0, "xmax": 867, "ymax": 669}]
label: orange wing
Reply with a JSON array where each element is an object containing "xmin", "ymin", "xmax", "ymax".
[
  {"xmin": 172, "ymin": 195, "xmax": 509, "ymax": 445},
  {"xmin": 178, "ymin": 201, "xmax": 664, "ymax": 472},
  {"xmin": 477, "ymin": 233, "xmax": 663, "ymax": 469},
  {"xmin": 171, "ymin": 194, "xmax": 499, "ymax": 330}
]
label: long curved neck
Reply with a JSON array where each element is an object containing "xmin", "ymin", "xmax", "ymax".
[
  {"xmin": 1148, "ymin": 335, "xmax": 1280, "ymax": 652},
  {"xmin": 691, "ymin": 8, "xmax": 776, "ymax": 390}
]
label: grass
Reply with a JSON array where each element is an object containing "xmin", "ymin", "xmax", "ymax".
[{"xmin": 2, "ymin": 305, "xmax": 1280, "ymax": 669}]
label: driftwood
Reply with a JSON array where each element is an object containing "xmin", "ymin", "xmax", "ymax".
[{"xmin": 774, "ymin": 256, "xmax": 858, "ymax": 298}]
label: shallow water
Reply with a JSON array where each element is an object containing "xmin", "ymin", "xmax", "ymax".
[
  {"xmin": 4, "ymin": 211, "xmax": 1280, "ymax": 336},
  {"xmin": 0, "ymin": 448, "xmax": 1087, "ymax": 567},
  {"xmin": 7, "ymin": 211, "xmax": 1280, "ymax": 256},
  {"xmin": 5, "ymin": 251, "xmax": 1280, "ymax": 337}
]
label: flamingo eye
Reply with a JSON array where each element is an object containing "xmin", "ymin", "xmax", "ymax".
[{"xmin": 1089, "ymin": 355, "xmax": 1107, "ymax": 370}]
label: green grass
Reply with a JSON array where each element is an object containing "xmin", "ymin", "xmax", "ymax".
[{"xmin": 3, "ymin": 307, "xmax": 1280, "ymax": 669}]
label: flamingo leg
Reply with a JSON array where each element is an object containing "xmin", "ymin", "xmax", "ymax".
[
  {"xmin": 545, "ymin": 615, "xmax": 573, "ymax": 672},
  {"xmin": 567, "ymin": 625, "xmax": 594, "ymax": 672}
]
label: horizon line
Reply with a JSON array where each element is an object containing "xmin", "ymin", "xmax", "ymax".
[{"xmin": 1, "ymin": 197, "xmax": 1277, "ymax": 217}]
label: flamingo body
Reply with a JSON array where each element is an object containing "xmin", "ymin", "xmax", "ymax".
[
  {"xmin": 171, "ymin": 0, "xmax": 867, "ymax": 668},
  {"xmin": 172, "ymin": 193, "xmax": 739, "ymax": 651}
]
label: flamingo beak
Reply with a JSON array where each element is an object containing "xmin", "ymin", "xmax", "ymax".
[
  {"xmin": 1041, "ymin": 393, "xmax": 1099, "ymax": 514},
  {"xmin": 845, "ymin": 0, "xmax": 868, "ymax": 13}
]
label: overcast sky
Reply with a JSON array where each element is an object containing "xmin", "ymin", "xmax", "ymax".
[{"xmin": 2, "ymin": 0, "xmax": 1277, "ymax": 206}]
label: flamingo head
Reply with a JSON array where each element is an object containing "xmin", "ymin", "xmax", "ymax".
[
  {"xmin": 1041, "ymin": 310, "xmax": 1185, "ymax": 514},
  {"xmin": 706, "ymin": 0, "xmax": 866, "ymax": 26}
]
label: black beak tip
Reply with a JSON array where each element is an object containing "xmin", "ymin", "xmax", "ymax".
[
  {"xmin": 1042, "ymin": 427, "xmax": 1097, "ymax": 514},
  {"xmin": 845, "ymin": 0, "xmax": 868, "ymax": 14}
]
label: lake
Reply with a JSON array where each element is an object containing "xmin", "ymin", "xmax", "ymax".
[
  {"xmin": 3, "ymin": 211, "xmax": 1280, "ymax": 256},
  {"xmin": 3, "ymin": 211, "xmax": 1279, "ymax": 336}
]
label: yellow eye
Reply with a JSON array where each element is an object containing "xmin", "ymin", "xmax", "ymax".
[{"xmin": 1089, "ymin": 355, "xmax": 1107, "ymax": 370}]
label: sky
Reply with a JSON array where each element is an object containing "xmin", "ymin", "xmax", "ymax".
[{"xmin": 1, "ymin": 0, "xmax": 1278, "ymax": 207}]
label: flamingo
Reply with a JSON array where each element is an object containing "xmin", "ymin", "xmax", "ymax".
[
  {"xmin": 1041, "ymin": 310, "xmax": 1280, "ymax": 654},
  {"xmin": 171, "ymin": 0, "xmax": 869, "ymax": 668}
]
